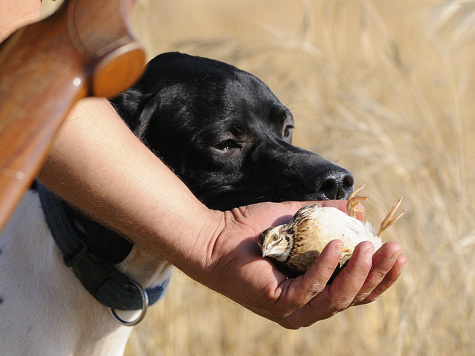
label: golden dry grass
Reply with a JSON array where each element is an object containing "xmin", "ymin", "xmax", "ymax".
[{"xmin": 42, "ymin": 1, "xmax": 475, "ymax": 355}]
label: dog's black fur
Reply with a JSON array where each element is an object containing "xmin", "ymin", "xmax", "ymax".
[{"xmin": 111, "ymin": 52, "xmax": 353, "ymax": 210}]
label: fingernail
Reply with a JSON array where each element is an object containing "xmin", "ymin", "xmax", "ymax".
[
  {"xmin": 365, "ymin": 246, "xmax": 374, "ymax": 264},
  {"xmin": 390, "ymin": 251, "xmax": 401, "ymax": 262},
  {"xmin": 334, "ymin": 242, "xmax": 343, "ymax": 255}
]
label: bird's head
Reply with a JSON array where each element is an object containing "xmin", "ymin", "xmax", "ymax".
[{"xmin": 257, "ymin": 226, "xmax": 293, "ymax": 262}]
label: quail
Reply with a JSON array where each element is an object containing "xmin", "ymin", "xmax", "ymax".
[{"xmin": 257, "ymin": 186, "xmax": 406, "ymax": 276}]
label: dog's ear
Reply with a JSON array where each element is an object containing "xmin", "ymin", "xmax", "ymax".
[
  {"xmin": 110, "ymin": 90, "xmax": 156, "ymax": 139},
  {"xmin": 109, "ymin": 52, "xmax": 180, "ymax": 139}
]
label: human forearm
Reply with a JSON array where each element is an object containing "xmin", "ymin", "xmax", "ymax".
[{"xmin": 38, "ymin": 97, "xmax": 221, "ymax": 272}]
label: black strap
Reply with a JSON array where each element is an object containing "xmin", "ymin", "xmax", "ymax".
[{"xmin": 37, "ymin": 183, "xmax": 169, "ymax": 310}]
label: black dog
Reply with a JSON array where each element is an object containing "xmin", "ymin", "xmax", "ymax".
[
  {"xmin": 0, "ymin": 52, "xmax": 357, "ymax": 355},
  {"xmin": 111, "ymin": 52, "xmax": 353, "ymax": 210}
]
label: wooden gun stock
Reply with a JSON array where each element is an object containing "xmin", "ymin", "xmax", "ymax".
[{"xmin": 0, "ymin": 0, "xmax": 146, "ymax": 231}]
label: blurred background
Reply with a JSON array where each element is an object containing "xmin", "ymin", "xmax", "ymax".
[{"xmin": 43, "ymin": 1, "xmax": 475, "ymax": 355}]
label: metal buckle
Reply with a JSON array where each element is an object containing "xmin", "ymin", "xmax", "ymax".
[{"xmin": 109, "ymin": 279, "xmax": 149, "ymax": 327}]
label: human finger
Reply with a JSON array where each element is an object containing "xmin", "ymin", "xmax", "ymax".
[
  {"xmin": 356, "ymin": 252, "xmax": 407, "ymax": 305},
  {"xmin": 283, "ymin": 240, "xmax": 344, "ymax": 309},
  {"xmin": 272, "ymin": 240, "xmax": 344, "ymax": 328},
  {"xmin": 351, "ymin": 241, "xmax": 402, "ymax": 304},
  {"xmin": 320, "ymin": 200, "xmax": 366, "ymax": 221},
  {"xmin": 326, "ymin": 241, "xmax": 374, "ymax": 310},
  {"xmin": 278, "ymin": 241, "xmax": 373, "ymax": 328}
]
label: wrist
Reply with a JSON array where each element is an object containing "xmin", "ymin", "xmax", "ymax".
[{"xmin": 169, "ymin": 208, "xmax": 227, "ymax": 281}]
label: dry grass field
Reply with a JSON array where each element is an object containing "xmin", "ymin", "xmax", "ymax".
[{"xmin": 43, "ymin": 1, "xmax": 475, "ymax": 355}]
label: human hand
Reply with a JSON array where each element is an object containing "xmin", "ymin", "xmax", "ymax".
[{"xmin": 193, "ymin": 201, "xmax": 406, "ymax": 329}]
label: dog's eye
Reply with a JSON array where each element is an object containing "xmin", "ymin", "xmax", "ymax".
[
  {"xmin": 213, "ymin": 139, "xmax": 239, "ymax": 152},
  {"xmin": 283, "ymin": 125, "xmax": 293, "ymax": 141}
]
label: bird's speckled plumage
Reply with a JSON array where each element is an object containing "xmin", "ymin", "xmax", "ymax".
[{"xmin": 258, "ymin": 187, "xmax": 405, "ymax": 275}]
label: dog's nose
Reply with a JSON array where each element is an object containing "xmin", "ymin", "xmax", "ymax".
[{"xmin": 311, "ymin": 169, "xmax": 354, "ymax": 200}]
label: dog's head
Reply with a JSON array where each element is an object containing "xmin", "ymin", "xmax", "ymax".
[{"xmin": 111, "ymin": 52, "xmax": 353, "ymax": 210}]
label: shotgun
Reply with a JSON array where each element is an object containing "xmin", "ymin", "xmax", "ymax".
[{"xmin": 0, "ymin": 0, "xmax": 146, "ymax": 231}]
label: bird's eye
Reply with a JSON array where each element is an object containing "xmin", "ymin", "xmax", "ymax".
[{"xmin": 273, "ymin": 235, "xmax": 278, "ymax": 241}]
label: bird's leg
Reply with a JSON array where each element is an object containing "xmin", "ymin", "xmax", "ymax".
[
  {"xmin": 346, "ymin": 185, "xmax": 368, "ymax": 218},
  {"xmin": 377, "ymin": 197, "xmax": 406, "ymax": 238}
]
